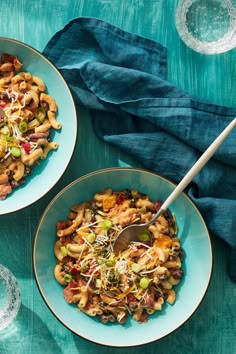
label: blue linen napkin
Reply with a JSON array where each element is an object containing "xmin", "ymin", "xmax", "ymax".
[{"xmin": 43, "ymin": 17, "xmax": 236, "ymax": 281}]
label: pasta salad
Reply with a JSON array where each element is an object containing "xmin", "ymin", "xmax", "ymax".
[
  {"xmin": 0, "ymin": 53, "xmax": 61, "ymax": 200},
  {"xmin": 54, "ymin": 188, "xmax": 184, "ymax": 325}
]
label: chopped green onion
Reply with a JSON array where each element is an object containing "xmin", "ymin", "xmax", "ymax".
[
  {"xmin": 97, "ymin": 210, "xmax": 107, "ymax": 217},
  {"xmin": 131, "ymin": 263, "xmax": 141, "ymax": 273},
  {"xmin": 18, "ymin": 121, "xmax": 28, "ymax": 133},
  {"xmin": 10, "ymin": 146, "xmax": 21, "ymax": 157},
  {"xmin": 103, "ymin": 218, "xmax": 113, "ymax": 230},
  {"xmin": 138, "ymin": 231, "xmax": 151, "ymax": 242},
  {"xmin": 87, "ymin": 233, "xmax": 96, "ymax": 243},
  {"xmin": 96, "ymin": 258, "xmax": 104, "ymax": 265},
  {"xmin": 4, "ymin": 135, "xmax": 14, "ymax": 143},
  {"xmin": 95, "ymin": 279, "xmax": 102, "ymax": 288},
  {"xmin": 139, "ymin": 277, "xmax": 150, "ymax": 289},
  {"xmin": 60, "ymin": 246, "xmax": 68, "ymax": 257},
  {"xmin": 1, "ymin": 125, "xmax": 10, "ymax": 135},
  {"xmin": 35, "ymin": 107, "xmax": 46, "ymax": 123},
  {"xmin": 105, "ymin": 259, "xmax": 116, "ymax": 267},
  {"xmin": 63, "ymin": 273, "xmax": 73, "ymax": 283}
]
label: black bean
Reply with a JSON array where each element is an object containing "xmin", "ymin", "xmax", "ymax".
[{"xmin": 172, "ymin": 269, "xmax": 184, "ymax": 279}]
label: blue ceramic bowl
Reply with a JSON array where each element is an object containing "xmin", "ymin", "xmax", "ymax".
[
  {"xmin": 0, "ymin": 38, "xmax": 77, "ymax": 214},
  {"xmin": 33, "ymin": 168, "xmax": 212, "ymax": 347}
]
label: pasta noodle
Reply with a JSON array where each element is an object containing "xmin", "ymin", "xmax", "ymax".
[
  {"xmin": 54, "ymin": 188, "xmax": 184, "ymax": 325},
  {"xmin": 0, "ymin": 52, "xmax": 61, "ymax": 200}
]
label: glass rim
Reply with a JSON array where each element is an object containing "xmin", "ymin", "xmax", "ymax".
[{"xmin": 175, "ymin": 0, "xmax": 236, "ymax": 54}]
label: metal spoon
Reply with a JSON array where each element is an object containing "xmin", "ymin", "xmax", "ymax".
[{"xmin": 113, "ymin": 118, "xmax": 236, "ymax": 254}]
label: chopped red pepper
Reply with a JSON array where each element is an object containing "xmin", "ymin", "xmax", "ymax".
[
  {"xmin": 138, "ymin": 312, "xmax": 149, "ymax": 323},
  {"xmin": 84, "ymin": 302, "xmax": 94, "ymax": 310},
  {"xmin": 117, "ymin": 194, "xmax": 125, "ymax": 205},
  {"xmin": 69, "ymin": 267, "xmax": 78, "ymax": 275},
  {"xmin": 127, "ymin": 294, "xmax": 137, "ymax": 302},
  {"xmin": 155, "ymin": 200, "xmax": 163, "ymax": 210},
  {"xmin": 56, "ymin": 220, "xmax": 68, "ymax": 231},
  {"xmin": 22, "ymin": 142, "xmax": 31, "ymax": 154}
]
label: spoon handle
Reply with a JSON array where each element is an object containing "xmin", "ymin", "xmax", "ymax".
[{"xmin": 160, "ymin": 118, "xmax": 236, "ymax": 212}]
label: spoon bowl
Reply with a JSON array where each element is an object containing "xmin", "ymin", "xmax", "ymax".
[{"xmin": 113, "ymin": 208, "xmax": 164, "ymax": 253}]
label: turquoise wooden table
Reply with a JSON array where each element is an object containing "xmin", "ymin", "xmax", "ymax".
[{"xmin": 1, "ymin": 1, "xmax": 236, "ymax": 353}]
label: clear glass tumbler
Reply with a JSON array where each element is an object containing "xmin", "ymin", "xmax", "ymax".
[
  {"xmin": 175, "ymin": 0, "xmax": 236, "ymax": 54},
  {"xmin": 0, "ymin": 264, "xmax": 21, "ymax": 330}
]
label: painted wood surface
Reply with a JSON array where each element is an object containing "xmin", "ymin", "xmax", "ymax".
[{"xmin": 0, "ymin": 1, "xmax": 236, "ymax": 353}]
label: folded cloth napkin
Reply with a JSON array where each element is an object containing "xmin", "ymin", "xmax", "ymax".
[{"xmin": 43, "ymin": 17, "xmax": 236, "ymax": 281}]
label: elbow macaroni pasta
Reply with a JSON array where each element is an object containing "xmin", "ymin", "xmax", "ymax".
[
  {"xmin": 54, "ymin": 188, "xmax": 184, "ymax": 325},
  {"xmin": 0, "ymin": 52, "xmax": 61, "ymax": 199}
]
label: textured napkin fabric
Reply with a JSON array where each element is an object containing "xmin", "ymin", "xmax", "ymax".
[{"xmin": 43, "ymin": 17, "xmax": 236, "ymax": 281}]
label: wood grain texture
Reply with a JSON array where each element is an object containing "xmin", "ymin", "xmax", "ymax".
[{"xmin": 0, "ymin": 1, "xmax": 236, "ymax": 353}]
